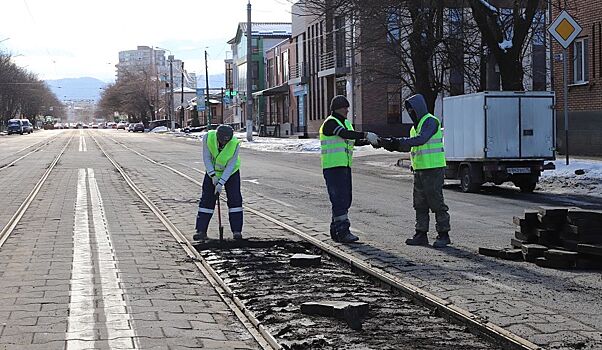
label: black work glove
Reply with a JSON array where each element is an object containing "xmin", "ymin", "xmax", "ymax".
[{"xmin": 379, "ymin": 138, "xmax": 399, "ymax": 152}]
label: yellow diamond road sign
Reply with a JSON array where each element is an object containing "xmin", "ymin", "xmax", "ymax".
[{"xmin": 548, "ymin": 10, "xmax": 582, "ymax": 49}]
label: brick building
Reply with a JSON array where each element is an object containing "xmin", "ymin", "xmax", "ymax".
[{"xmin": 551, "ymin": 1, "xmax": 602, "ymax": 156}]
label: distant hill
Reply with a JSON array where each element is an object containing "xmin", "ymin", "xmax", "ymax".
[{"xmin": 45, "ymin": 77, "xmax": 108, "ymax": 102}]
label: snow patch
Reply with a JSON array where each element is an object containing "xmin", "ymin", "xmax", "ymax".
[
  {"xmin": 150, "ymin": 126, "xmax": 169, "ymax": 133},
  {"xmin": 539, "ymin": 159, "xmax": 602, "ymax": 197},
  {"xmin": 498, "ymin": 39, "xmax": 513, "ymax": 52}
]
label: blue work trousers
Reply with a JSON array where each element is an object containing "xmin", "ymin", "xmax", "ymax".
[
  {"xmin": 323, "ymin": 166, "xmax": 352, "ymax": 221},
  {"xmin": 195, "ymin": 171, "xmax": 243, "ymax": 234}
]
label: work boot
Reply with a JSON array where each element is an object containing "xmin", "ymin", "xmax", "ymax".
[
  {"xmin": 338, "ymin": 231, "xmax": 359, "ymax": 243},
  {"xmin": 192, "ymin": 231, "xmax": 207, "ymax": 241},
  {"xmin": 405, "ymin": 231, "xmax": 429, "ymax": 246},
  {"xmin": 432, "ymin": 232, "xmax": 451, "ymax": 248},
  {"xmin": 233, "ymin": 232, "xmax": 243, "ymax": 240},
  {"xmin": 334, "ymin": 219, "xmax": 359, "ymax": 243},
  {"xmin": 330, "ymin": 222, "xmax": 339, "ymax": 242}
]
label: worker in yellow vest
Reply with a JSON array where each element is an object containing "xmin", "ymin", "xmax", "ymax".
[
  {"xmin": 320, "ymin": 95, "xmax": 380, "ymax": 243},
  {"xmin": 379, "ymin": 94, "xmax": 451, "ymax": 248},
  {"xmin": 194, "ymin": 125, "xmax": 243, "ymax": 241}
]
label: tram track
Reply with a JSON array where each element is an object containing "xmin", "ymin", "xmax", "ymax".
[
  {"xmin": 89, "ymin": 132, "xmax": 280, "ymax": 350},
  {"xmin": 0, "ymin": 132, "xmax": 62, "ymax": 172},
  {"xmin": 0, "ymin": 132, "xmax": 74, "ymax": 249},
  {"xmin": 93, "ymin": 131, "xmax": 541, "ymax": 350}
]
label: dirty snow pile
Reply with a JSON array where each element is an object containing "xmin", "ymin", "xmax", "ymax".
[
  {"xmin": 538, "ymin": 159, "xmax": 602, "ymax": 197},
  {"xmin": 173, "ymin": 131, "xmax": 388, "ymax": 154}
]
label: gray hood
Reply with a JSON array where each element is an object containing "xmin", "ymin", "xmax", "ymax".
[{"xmin": 404, "ymin": 94, "xmax": 428, "ymax": 126}]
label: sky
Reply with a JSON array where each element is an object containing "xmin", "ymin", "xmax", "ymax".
[{"xmin": 0, "ymin": 0, "xmax": 294, "ymax": 83}]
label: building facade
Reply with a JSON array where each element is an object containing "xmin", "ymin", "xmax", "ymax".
[
  {"xmin": 552, "ymin": 1, "xmax": 602, "ymax": 155},
  {"xmin": 227, "ymin": 22, "xmax": 292, "ymax": 130}
]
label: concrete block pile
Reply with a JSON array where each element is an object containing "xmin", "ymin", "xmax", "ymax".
[{"xmin": 479, "ymin": 207, "xmax": 602, "ymax": 269}]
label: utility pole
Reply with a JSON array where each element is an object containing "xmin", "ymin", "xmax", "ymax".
[
  {"xmin": 169, "ymin": 55, "xmax": 175, "ymax": 126},
  {"xmin": 221, "ymin": 87, "xmax": 224, "ymax": 124},
  {"xmin": 205, "ymin": 50, "xmax": 211, "ymax": 126},
  {"xmin": 246, "ymin": 0, "xmax": 253, "ymax": 141},
  {"xmin": 181, "ymin": 61, "xmax": 185, "ymax": 130}
]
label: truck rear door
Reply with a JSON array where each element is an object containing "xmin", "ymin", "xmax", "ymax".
[
  {"xmin": 485, "ymin": 97, "xmax": 520, "ymax": 158},
  {"xmin": 520, "ymin": 97, "xmax": 554, "ymax": 158}
]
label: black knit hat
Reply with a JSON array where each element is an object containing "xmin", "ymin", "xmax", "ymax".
[
  {"xmin": 330, "ymin": 95, "xmax": 350, "ymax": 112},
  {"xmin": 216, "ymin": 124, "xmax": 234, "ymax": 144}
]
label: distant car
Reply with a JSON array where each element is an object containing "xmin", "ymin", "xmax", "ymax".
[
  {"xmin": 92, "ymin": 124, "xmax": 99, "ymax": 129},
  {"xmin": 7, "ymin": 119, "xmax": 23, "ymax": 135},
  {"xmin": 117, "ymin": 122, "xmax": 127, "ymax": 130},
  {"xmin": 20, "ymin": 119, "xmax": 33, "ymax": 134},
  {"xmin": 82, "ymin": 124, "xmax": 89, "ymax": 129},
  {"xmin": 127, "ymin": 123, "xmax": 135, "ymax": 132},
  {"xmin": 133, "ymin": 123, "xmax": 145, "ymax": 132}
]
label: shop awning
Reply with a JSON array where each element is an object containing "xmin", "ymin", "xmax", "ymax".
[{"xmin": 252, "ymin": 83, "xmax": 289, "ymax": 97}]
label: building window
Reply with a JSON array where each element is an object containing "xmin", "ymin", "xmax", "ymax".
[
  {"xmin": 573, "ymin": 38, "xmax": 589, "ymax": 84},
  {"xmin": 282, "ymin": 50, "xmax": 289, "ymax": 82},
  {"xmin": 387, "ymin": 87, "xmax": 401, "ymax": 124}
]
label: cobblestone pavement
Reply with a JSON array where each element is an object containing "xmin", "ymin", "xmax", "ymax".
[
  {"xmin": 99, "ymin": 130, "xmax": 602, "ymax": 350},
  {"xmin": 0, "ymin": 131, "xmax": 260, "ymax": 349}
]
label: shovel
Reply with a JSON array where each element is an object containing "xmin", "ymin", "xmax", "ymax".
[{"xmin": 216, "ymin": 196, "xmax": 224, "ymax": 242}]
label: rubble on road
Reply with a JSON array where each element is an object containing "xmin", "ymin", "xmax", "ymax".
[{"xmin": 479, "ymin": 206, "xmax": 602, "ymax": 269}]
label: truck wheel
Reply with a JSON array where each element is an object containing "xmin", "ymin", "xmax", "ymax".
[
  {"xmin": 513, "ymin": 175, "xmax": 538, "ymax": 193},
  {"xmin": 460, "ymin": 167, "xmax": 480, "ymax": 193},
  {"xmin": 519, "ymin": 183, "xmax": 536, "ymax": 193}
]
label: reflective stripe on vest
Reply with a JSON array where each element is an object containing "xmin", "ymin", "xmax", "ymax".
[
  {"xmin": 207, "ymin": 130, "xmax": 241, "ymax": 178},
  {"xmin": 410, "ymin": 114, "xmax": 446, "ymax": 170},
  {"xmin": 319, "ymin": 116, "xmax": 355, "ymax": 169}
]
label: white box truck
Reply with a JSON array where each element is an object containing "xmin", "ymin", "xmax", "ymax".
[{"xmin": 442, "ymin": 91, "xmax": 556, "ymax": 193}]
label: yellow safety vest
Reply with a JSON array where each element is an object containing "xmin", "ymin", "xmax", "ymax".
[
  {"xmin": 410, "ymin": 114, "xmax": 446, "ymax": 170},
  {"xmin": 207, "ymin": 130, "xmax": 241, "ymax": 178},
  {"xmin": 319, "ymin": 116, "xmax": 355, "ymax": 169}
]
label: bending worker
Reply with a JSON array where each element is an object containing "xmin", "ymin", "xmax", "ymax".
[
  {"xmin": 320, "ymin": 95, "xmax": 380, "ymax": 243},
  {"xmin": 379, "ymin": 94, "xmax": 451, "ymax": 248},
  {"xmin": 194, "ymin": 125, "xmax": 243, "ymax": 241}
]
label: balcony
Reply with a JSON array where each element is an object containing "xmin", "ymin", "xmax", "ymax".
[
  {"xmin": 288, "ymin": 62, "xmax": 307, "ymax": 85},
  {"xmin": 318, "ymin": 51, "xmax": 350, "ymax": 78}
]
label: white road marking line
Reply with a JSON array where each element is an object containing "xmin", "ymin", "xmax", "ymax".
[
  {"xmin": 79, "ymin": 130, "xmax": 87, "ymax": 152},
  {"xmin": 67, "ymin": 169, "xmax": 137, "ymax": 349},
  {"xmin": 67, "ymin": 169, "xmax": 96, "ymax": 348},
  {"xmin": 87, "ymin": 168, "xmax": 138, "ymax": 348}
]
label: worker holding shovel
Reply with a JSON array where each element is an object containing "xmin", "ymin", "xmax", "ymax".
[{"xmin": 194, "ymin": 125, "xmax": 243, "ymax": 241}]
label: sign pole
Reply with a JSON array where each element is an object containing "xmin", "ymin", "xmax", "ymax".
[{"xmin": 563, "ymin": 48, "xmax": 569, "ymax": 165}]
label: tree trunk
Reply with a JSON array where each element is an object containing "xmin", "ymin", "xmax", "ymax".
[{"xmin": 498, "ymin": 55, "xmax": 525, "ymax": 91}]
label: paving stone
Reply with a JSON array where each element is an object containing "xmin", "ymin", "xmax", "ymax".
[
  {"xmin": 300, "ymin": 301, "xmax": 369, "ymax": 330},
  {"xmin": 522, "ymin": 244, "xmax": 549, "ymax": 262},
  {"xmin": 289, "ymin": 253, "xmax": 321, "ymax": 267}
]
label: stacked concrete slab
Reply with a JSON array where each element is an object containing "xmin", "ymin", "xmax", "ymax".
[{"xmin": 479, "ymin": 207, "xmax": 602, "ymax": 269}]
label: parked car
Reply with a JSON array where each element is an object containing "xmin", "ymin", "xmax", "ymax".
[
  {"xmin": 117, "ymin": 122, "xmax": 128, "ymax": 130},
  {"xmin": 132, "ymin": 123, "xmax": 145, "ymax": 132},
  {"xmin": 7, "ymin": 119, "xmax": 23, "ymax": 135},
  {"xmin": 127, "ymin": 123, "xmax": 135, "ymax": 132},
  {"xmin": 20, "ymin": 119, "xmax": 33, "ymax": 134}
]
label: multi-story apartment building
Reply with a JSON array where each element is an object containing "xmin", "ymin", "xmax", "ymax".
[
  {"xmin": 552, "ymin": 1, "xmax": 602, "ymax": 155},
  {"xmin": 227, "ymin": 22, "xmax": 292, "ymax": 130},
  {"xmin": 286, "ymin": 1, "xmax": 550, "ymax": 138},
  {"xmin": 116, "ymin": 46, "xmax": 195, "ymax": 89},
  {"xmin": 116, "ymin": 46, "xmax": 167, "ymax": 82}
]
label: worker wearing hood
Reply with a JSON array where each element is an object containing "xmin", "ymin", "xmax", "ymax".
[{"xmin": 379, "ymin": 94, "xmax": 451, "ymax": 248}]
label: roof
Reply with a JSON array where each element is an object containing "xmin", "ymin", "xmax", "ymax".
[{"xmin": 228, "ymin": 22, "xmax": 292, "ymax": 44}]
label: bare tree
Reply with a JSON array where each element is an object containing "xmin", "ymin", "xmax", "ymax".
[
  {"xmin": 468, "ymin": 0, "xmax": 543, "ymax": 90},
  {"xmin": 0, "ymin": 52, "xmax": 63, "ymax": 128},
  {"xmin": 97, "ymin": 69, "xmax": 157, "ymax": 123}
]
